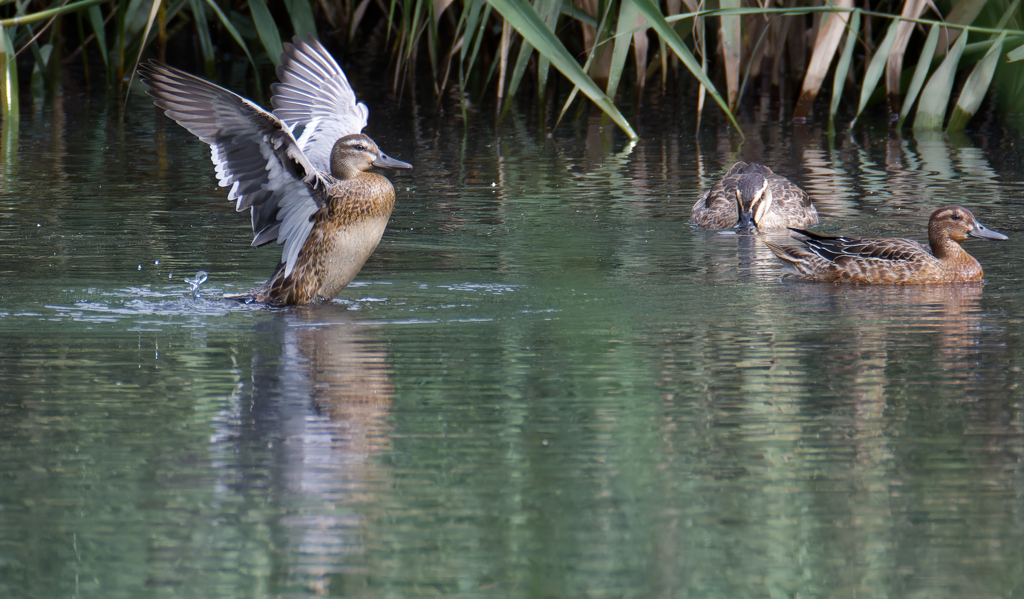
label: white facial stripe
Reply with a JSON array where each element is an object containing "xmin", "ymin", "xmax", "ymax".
[{"xmin": 753, "ymin": 186, "xmax": 773, "ymax": 225}]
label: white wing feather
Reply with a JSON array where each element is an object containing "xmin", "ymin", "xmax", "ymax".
[
  {"xmin": 272, "ymin": 35, "xmax": 368, "ymax": 173},
  {"xmin": 140, "ymin": 62, "xmax": 322, "ymax": 279}
]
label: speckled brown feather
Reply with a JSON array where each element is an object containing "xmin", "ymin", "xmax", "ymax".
[
  {"xmin": 765, "ymin": 206, "xmax": 1007, "ymax": 284},
  {"xmin": 690, "ymin": 162, "xmax": 818, "ymax": 230},
  {"xmin": 255, "ymin": 171, "xmax": 397, "ymax": 305}
]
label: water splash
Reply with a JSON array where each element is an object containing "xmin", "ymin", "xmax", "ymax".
[{"xmin": 184, "ymin": 271, "xmax": 208, "ymax": 300}]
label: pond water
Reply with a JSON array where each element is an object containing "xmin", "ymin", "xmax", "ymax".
[{"xmin": 2, "ymin": 84, "xmax": 1024, "ymax": 598}]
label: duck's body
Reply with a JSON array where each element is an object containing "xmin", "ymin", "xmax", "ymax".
[
  {"xmin": 139, "ymin": 36, "xmax": 412, "ymax": 306},
  {"xmin": 255, "ymin": 166, "xmax": 396, "ymax": 304},
  {"xmin": 764, "ymin": 205, "xmax": 1007, "ymax": 284},
  {"xmin": 690, "ymin": 162, "xmax": 818, "ymax": 230}
]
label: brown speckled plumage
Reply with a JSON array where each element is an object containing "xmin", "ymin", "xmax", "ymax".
[
  {"xmin": 690, "ymin": 162, "xmax": 818, "ymax": 230},
  {"xmin": 256, "ymin": 148, "xmax": 398, "ymax": 305},
  {"xmin": 764, "ymin": 205, "xmax": 1008, "ymax": 284}
]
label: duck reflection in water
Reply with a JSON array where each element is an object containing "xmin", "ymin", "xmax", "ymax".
[
  {"xmin": 140, "ymin": 36, "xmax": 412, "ymax": 306},
  {"xmin": 765, "ymin": 205, "xmax": 1008, "ymax": 284},
  {"xmin": 236, "ymin": 309, "xmax": 393, "ymax": 592},
  {"xmin": 690, "ymin": 162, "xmax": 819, "ymax": 231}
]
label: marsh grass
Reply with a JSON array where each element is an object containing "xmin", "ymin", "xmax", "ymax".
[{"xmin": 2, "ymin": 0, "xmax": 1024, "ymax": 139}]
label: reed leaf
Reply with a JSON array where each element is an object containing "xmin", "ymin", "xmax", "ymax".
[
  {"xmin": 897, "ymin": 23, "xmax": 939, "ymax": 128},
  {"xmin": 993, "ymin": 0, "xmax": 1022, "ymax": 32},
  {"xmin": 202, "ymin": 0, "xmax": 258, "ymax": 73},
  {"xmin": 946, "ymin": 0, "xmax": 1018, "ymax": 131},
  {"xmin": 607, "ymin": 0, "xmax": 641, "ymax": 100},
  {"xmin": 913, "ymin": 28, "xmax": 968, "ymax": 130},
  {"xmin": 1008, "ymin": 42, "xmax": 1024, "ymax": 61},
  {"xmin": 799, "ymin": 0, "xmax": 853, "ymax": 119},
  {"xmin": 0, "ymin": 0, "xmax": 108, "ymax": 27},
  {"xmin": 947, "ymin": 30, "xmax": 1005, "ymax": 131},
  {"xmin": 560, "ymin": 3, "xmax": 598, "ymax": 28},
  {"xmin": 25, "ymin": 30, "xmax": 49, "ymax": 82},
  {"xmin": 435, "ymin": 0, "xmax": 456, "ymax": 26},
  {"xmin": 460, "ymin": 0, "xmax": 486, "ymax": 65},
  {"xmin": 29, "ymin": 43, "xmax": 52, "ymax": 100},
  {"xmin": 458, "ymin": 0, "xmax": 490, "ymax": 116},
  {"xmin": 697, "ymin": 26, "xmax": 706, "ymax": 133},
  {"xmin": 885, "ymin": 0, "xmax": 927, "ymax": 100},
  {"xmin": 937, "ymin": 0, "xmax": 988, "ymax": 53},
  {"xmin": 190, "ymin": 0, "xmax": 215, "ymax": 74},
  {"xmin": 632, "ymin": 12, "xmax": 648, "ymax": 94},
  {"xmin": 496, "ymin": 19, "xmax": 510, "ymax": 106},
  {"xmin": 284, "ymin": 0, "xmax": 317, "ymax": 39},
  {"xmin": 852, "ymin": 17, "xmax": 898, "ymax": 126},
  {"xmin": 487, "ymin": 0, "xmax": 637, "ymax": 138},
  {"xmin": 115, "ymin": 0, "xmax": 127, "ymax": 80},
  {"xmin": 406, "ymin": 0, "xmax": 427, "ymax": 64},
  {"xmin": 555, "ymin": 1, "xmax": 613, "ymax": 129},
  {"xmin": 684, "ymin": 0, "xmax": 705, "ymax": 132},
  {"xmin": 720, "ymin": 0, "xmax": 740, "ymax": 109},
  {"xmin": 190, "ymin": 0, "xmax": 260, "ymax": 90},
  {"xmin": 0, "ymin": 26, "xmax": 17, "ymax": 120},
  {"xmin": 505, "ymin": 24, "xmax": 532, "ymax": 108},
  {"xmin": 628, "ymin": 0, "xmax": 740, "ymax": 133},
  {"xmin": 1, "ymin": 96, "xmax": 15, "ymax": 163},
  {"xmin": 349, "ymin": 0, "xmax": 371, "ymax": 44},
  {"xmin": 536, "ymin": 0, "xmax": 561, "ymax": 100},
  {"xmin": 87, "ymin": 5, "xmax": 108, "ymax": 67},
  {"xmin": 504, "ymin": 0, "xmax": 560, "ymax": 113},
  {"xmin": 828, "ymin": 9, "xmax": 859, "ymax": 126},
  {"xmin": 249, "ymin": 0, "xmax": 283, "ymax": 65},
  {"xmin": 124, "ymin": 0, "xmax": 163, "ymax": 96}
]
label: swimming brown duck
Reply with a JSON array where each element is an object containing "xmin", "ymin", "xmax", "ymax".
[
  {"xmin": 690, "ymin": 162, "xmax": 818, "ymax": 230},
  {"xmin": 139, "ymin": 36, "xmax": 412, "ymax": 306},
  {"xmin": 764, "ymin": 205, "xmax": 1008, "ymax": 284}
]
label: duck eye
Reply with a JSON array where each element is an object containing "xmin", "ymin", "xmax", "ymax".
[
  {"xmin": 353, "ymin": 144, "xmax": 366, "ymax": 151},
  {"xmin": 949, "ymin": 212, "xmax": 961, "ymax": 221}
]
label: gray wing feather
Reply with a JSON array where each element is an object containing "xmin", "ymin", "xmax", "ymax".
[
  {"xmin": 139, "ymin": 61, "xmax": 322, "ymax": 279},
  {"xmin": 272, "ymin": 35, "xmax": 368, "ymax": 173}
]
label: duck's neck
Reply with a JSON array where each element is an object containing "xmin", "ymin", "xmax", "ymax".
[
  {"xmin": 929, "ymin": 231, "xmax": 970, "ymax": 262},
  {"xmin": 331, "ymin": 160, "xmax": 364, "ymax": 180}
]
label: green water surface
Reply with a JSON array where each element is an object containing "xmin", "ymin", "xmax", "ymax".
[{"xmin": 1, "ymin": 91, "xmax": 1023, "ymax": 598}]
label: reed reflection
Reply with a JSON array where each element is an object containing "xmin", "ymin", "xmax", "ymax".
[
  {"xmin": 241, "ymin": 309, "xmax": 394, "ymax": 595},
  {"xmin": 0, "ymin": 114, "xmax": 16, "ymax": 178},
  {"xmin": 692, "ymin": 124, "xmax": 1009, "ymax": 232}
]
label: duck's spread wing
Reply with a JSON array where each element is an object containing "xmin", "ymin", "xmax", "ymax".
[
  {"xmin": 793, "ymin": 230, "xmax": 928, "ymax": 263},
  {"xmin": 271, "ymin": 35, "xmax": 368, "ymax": 173},
  {"xmin": 139, "ymin": 61, "xmax": 323, "ymax": 279}
]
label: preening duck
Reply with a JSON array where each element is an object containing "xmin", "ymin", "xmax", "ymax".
[{"xmin": 690, "ymin": 162, "xmax": 818, "ymax": 231}]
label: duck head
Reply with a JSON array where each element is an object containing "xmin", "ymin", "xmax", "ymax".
[
  {"xmin": 330, "ymin": 133, "xmax": 413, "ymax": 179},
  {"xmin": 735, "ymin": 178, "xmax": 772, "ymax": 231},
  {"xmin": 928, "ymin": 205, "xmax": 1008, "ymax": 245}
]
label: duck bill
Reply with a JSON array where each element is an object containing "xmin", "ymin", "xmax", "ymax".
[
  {"xmin": 734, "ymin": 191, "xmax": 757, "ymax": 232},
  {"xmin": 737, "ymin": 209, "xmax": 758, "ymax": 232},
  {"xmin": 971, "ymin": 221, "xmax": 1008, "ymax": 241},
  {"xmin": 373, "ymin": 152, "xmax": 413, "ymax": 170}
]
